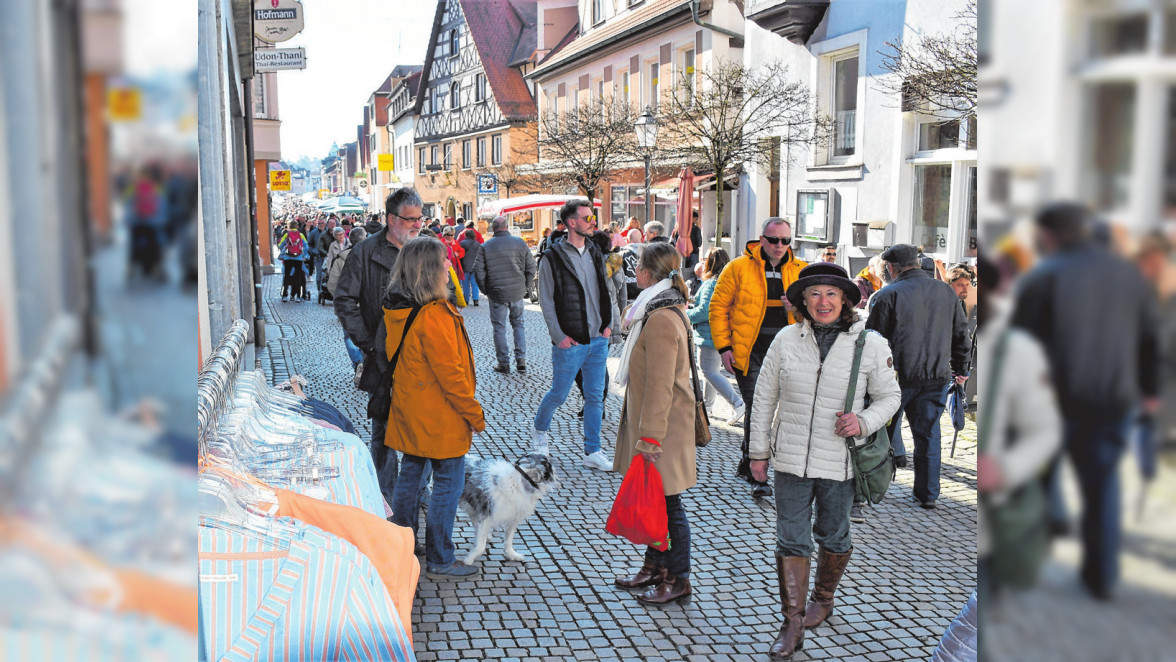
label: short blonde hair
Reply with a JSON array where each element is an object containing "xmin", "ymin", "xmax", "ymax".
[{"xmin": 388, "ymin": 237, "xmax": 449, "ymax": 304}]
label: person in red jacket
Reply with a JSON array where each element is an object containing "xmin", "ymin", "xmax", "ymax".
[{"xmin": 440, "ymin": 226, "xmax": 466, "ymax": 282}]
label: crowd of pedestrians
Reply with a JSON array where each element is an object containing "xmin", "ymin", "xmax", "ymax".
[{"xmin": 289, "ymin": 184, "xmax": 1168, "ymax": 657}]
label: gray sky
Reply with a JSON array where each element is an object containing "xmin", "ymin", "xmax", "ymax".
[{"xmin": 273, "ymin": 0, "xmax": 437, "ymax": 161}]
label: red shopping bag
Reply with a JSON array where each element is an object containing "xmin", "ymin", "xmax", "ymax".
[{"xmin": 605, "ymin": 456, "xmax": 670, "ymax": 550}]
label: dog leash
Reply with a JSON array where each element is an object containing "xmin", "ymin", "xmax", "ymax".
[{"xmin": 512, "ymin": 460, "xmax": 540, "ymax": 490}]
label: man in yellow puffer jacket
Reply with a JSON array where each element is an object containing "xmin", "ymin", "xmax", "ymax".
[{"xmin": 709, "ymin": 217, "xmax": 807, "ymax": 498}]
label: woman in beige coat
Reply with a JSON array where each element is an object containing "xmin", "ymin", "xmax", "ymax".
[{"xmin": 612, "ymin": 241, "xmax": 697, "ymax": 605}]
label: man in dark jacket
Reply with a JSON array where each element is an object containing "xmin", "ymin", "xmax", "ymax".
[
  {"xmin": 333, "ymin": 187, "xmax": 424, "ymax": 502},
  {"xmin": 307, "ymin": 217, "xmax": 324, "ymax": 278},
  {"xmin": 458, "ymin": 227, "xmax": 482, "ymax": 306},
  {"xmin": 475, "ymin": 216, "xmax": 537, "ymax": 373},
  {"xmin": 866, "ymin": 243, "xmax": 970, "ymax": 509},
  {"xmin": 315, "ymin": 217, "xmax": 337, "ymax": 292},
  {"xmin": 1011, "ymin": 203, "xmax": 1160, "ymax": 600},
  {"xmin": 533, "ymin": 200, "xmax": 613, "ymax": 472}
]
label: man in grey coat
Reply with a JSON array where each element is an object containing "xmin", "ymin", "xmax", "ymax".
[{"xmin": 475, "ymin": 216, "xmax": 537, "ymax": 373}]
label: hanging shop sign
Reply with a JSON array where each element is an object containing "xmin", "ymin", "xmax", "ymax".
[
  {"xmin": 254, "ymin": 0, "xmax": 305, "ymax": 44},
  {"xmin": 269, "ymin": 170, "xmax": 292, "ymax": 191},
  {"xmin": 477, "ymin": 174, "xmax": 498, "ymax": 195},
  {"xmin": 377, "ymin": 154, "xmax": 395, "ymax": 171},
  {"xmin": 106, "ymin": 87, "xmax": 141, "ymax": 122},
  {"xmin": 255, "ymin": 47, "xmax": 306, "ymax": 72}
]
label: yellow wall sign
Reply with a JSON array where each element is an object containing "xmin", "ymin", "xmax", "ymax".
[
  {"xmin": 107, "ymin": 87, "xmax": 142, "ymax": 122},
  {"xmin": 318, "ymin": 189, "xmax": 330, "ymax": 199},
  {"xmin": 269, "ymin": 170, "xmax": 292, "ymax": 191},
  {"xmin": 377, "ymin": 154, "xmax": 395, "ymax": 171}
]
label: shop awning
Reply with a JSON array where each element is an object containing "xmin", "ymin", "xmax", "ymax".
[{"xmin": 477, "ymin": 194, "xmax": 603, "ymax": 217}]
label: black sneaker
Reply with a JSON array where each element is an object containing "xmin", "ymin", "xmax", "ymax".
[
  {"xmin": 850, "ymin": 502, "xmax": 867, "ymax": 523},
  {"xmin": 917, "ymin": 499, "xmax": 937, "ymax": 510},
  {"xmin": 492, "ymin": 364, "xmax": 510, "ymax": 374},
  {"xmin": 751, "ymin": 484, "xmax": 773, "ymax": 500}
]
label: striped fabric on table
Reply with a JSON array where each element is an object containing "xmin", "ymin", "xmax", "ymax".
[
  {"xmin": 199, "ymin": 525, "xmax": 413, "ymax": 661},
  {"xmin": 245, "ymin": 428, "xmax": 383, "ymax": 519}
]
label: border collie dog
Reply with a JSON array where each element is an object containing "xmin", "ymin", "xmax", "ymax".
[{"xmin": 459, "ymin": 453, "xmax": 558, "ymax": 564}]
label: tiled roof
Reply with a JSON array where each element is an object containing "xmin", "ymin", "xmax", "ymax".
[
  {"xmin": 460, "ymin": 0, "xmax": 537, "ymax": 120},
  {"xmin": 531, "ymin": 0, "xmax": 693, "ymax": 78}
]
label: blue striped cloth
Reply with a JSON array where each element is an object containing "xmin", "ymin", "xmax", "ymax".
[{"xmin": 199, "ymin": 524, "xmax": 413, "ymax": 661}]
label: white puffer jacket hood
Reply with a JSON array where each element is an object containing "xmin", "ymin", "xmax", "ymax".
[{"xmin": 748, "ymin": 318, "xmax": 901, "ymax": 481}]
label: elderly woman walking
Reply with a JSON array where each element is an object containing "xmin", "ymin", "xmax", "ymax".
[
  {"xmin": 749, "ymin": 263, "xmax": 900, "ymax": 659},
  {"xmin": 612, "ymin": 242, "xmax": 698, "ymax": 605}
]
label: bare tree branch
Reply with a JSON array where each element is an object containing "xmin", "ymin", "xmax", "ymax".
[
  {"xmin": 878, "ymin": 0, "xmax": 977, "ymax": 119},
  {"xmin": 524, "ymin": 94, "xmax": 638, "ymax": 201}
]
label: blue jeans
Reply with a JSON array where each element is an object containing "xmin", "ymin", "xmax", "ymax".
[
  {"xmin": 489, "ymin": 299, "xmax": 526, "ymax": 367},
  {"xmin": 391, "ymin": 454, "xmax": 466, "ymax": 568},
  {"xmin": 643, "ymin": 494, "xmax": 691, "ymax": 577},
  {"xmin": 1065, "ymin": 416, "xmax": 1130, "ymax": 596},
  {"xmin": 534, "ymin": 336, "xmax": 608, "ymax": 454},
  {"xmin": 773, "ymin": 471, "xmax": 854, "ymax": 557},
  {"xmin": 344, "ymin": 334, "xmax": 364, "ymax": 367},
  {"xmin": 370, "ymin": 418, "xmax": 398, "ymax": 505},
  {"xmin": 886, "ymin": 382, "xmax": 951, "ymax": 503},
  {"xmin": 462, "ymin": 273, "xmax": 479, "ymax": 302},
  {"xmin": 313, "ymin": 255, "xmax": 325, "ymax": 289}
]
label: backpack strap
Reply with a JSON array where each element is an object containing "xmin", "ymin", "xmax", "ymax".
[
  {"xmin": 388, "ymin": 305, "xmax": 423, "ymax": 379},
  {"xmin": 670, "ymin": 307, "xmax": 704, "ymax": 401}
]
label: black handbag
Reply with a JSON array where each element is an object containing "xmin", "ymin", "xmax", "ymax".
[
  {"xmin": 365, "ymin": 305, "xmax": 422, "ymax": 421},
  {"xmin": 842, "ymin": 330, "xmax": 895, "ymax": 505},
  {"xmin": 671, "ymin": 308, "xmax": 711, "ymax": 447}
]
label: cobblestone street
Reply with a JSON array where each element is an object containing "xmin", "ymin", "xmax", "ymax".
[{"xmin": 260, "ymin": 273, "xmax": 977, "ymax": 661}]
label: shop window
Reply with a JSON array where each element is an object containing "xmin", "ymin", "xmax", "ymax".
[
  {"xmin": 611, "ymin": 185, "xmax": 627, "ymax": 220},
  {"xmin": 1087, "ymin": 82, "xmax": 1136, "ymax": 212},
  {"xmin": 1166, "ymin": 86, "xmax": 1176, "ymax": 218},
  {"xmin": 964, "ymin": 167, "xmax": 977, "ymax": 258},
  {"xmin": 911, "ymin": 165, "xmax": 953, "ymax": 252}
]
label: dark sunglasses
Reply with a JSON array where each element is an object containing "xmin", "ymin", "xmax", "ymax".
[{"xmin": 762, "ymin": 235, "xmax": 791, "ymax": 246}]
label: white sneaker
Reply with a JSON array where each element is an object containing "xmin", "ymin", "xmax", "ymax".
[
  {"xmin": 726, "ymin": 402, "xmax": 746, "ymax": 426},
  {"xmin": 532, "ymin": 429, "xmax": 550, "ymax": 455},
  {"xmin": 583, "ymin": 450, "xmax": 612, "ymax": 471}
]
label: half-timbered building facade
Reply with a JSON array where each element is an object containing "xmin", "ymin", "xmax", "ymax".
[{"xmin": 413, "ymin": 0, "xmax": 540, "ymax": 223}]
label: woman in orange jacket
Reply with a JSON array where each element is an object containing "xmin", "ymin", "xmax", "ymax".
[{"xmin": 383, "ymin": 237, "xmax": 486, "ymax": 579}]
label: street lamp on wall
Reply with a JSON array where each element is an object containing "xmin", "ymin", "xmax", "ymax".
[{"xmin": 633, "ymin": 106, "xmax": 658, "ymax": 226}]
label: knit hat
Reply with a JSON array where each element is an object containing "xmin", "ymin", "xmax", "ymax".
[{"xmin": 785, "ymin": 262, "xmax": 861, "ymax": 310}]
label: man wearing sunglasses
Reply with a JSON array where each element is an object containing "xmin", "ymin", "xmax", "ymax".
[
  {"xmin": 334, "ymin": 187, "xmax": 425, "ymax": 503},
  {"xmin": 710, "ymin": 217, "xmax": 807, "ymax": 500},
  {"xmin": 532, "ymin": 199, "xmax": 614, "ymax": 472}
]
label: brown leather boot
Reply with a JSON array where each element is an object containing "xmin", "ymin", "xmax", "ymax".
[
  {"xmin": 636, "ymin": 574, "xmax": 692, "ymax": 605},
  {"xmin": 615, "ymin": 561, "xmax": 666, "ymax": 589},
  {"xmin": 768, "ymin": 555, "xmax": 809, "ymax": 660},
  {"xmin": 803, "ymin": 547, "xmax": 852, "ymax": 628}
]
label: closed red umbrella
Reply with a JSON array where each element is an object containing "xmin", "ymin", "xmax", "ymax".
[{"xmin": 674, "ymin": 167, "xmax": 695, "ymax": 255}]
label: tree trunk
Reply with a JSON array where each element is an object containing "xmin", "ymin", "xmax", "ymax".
[{"xmin": 714, "ymin": 172, "xmax": 725, "ymax": 250}]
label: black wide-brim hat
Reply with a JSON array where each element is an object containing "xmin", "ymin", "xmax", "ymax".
[{"xmin": 786, "ymin": 262, "xmax": 862, "ymax": 310}]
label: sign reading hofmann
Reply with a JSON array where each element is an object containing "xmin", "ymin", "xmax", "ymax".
[
  {"xmin": 255, "ymin": 48, "xmax": 306, "ymax": 72},
  {"xmin": 254, "ymin": 0, "xmax": 305, "ymax": 44}
]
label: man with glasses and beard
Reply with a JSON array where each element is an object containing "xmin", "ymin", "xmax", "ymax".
[
  {"xmin": 710, "ymin": 218, "xmax": 808, "ymax": 501},
  {"xmin": 334, "ymin": 187, "xmax": 425, "ymax": 504},
  {"xmin": 531, "ymin": 199, "xmax": 614, "ymax": 472}
]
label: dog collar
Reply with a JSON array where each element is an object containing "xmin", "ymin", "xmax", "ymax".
[{"xmin": 513, "ymin": 461, "xmax": 541, "ymax": 490}]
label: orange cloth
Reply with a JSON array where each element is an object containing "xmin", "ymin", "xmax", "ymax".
[
  {"xmin": 274, "ymin": 488, "xmax": 418, "ymax": 644},
  {"xmin": 113, "ymin": 568, "xmax": 199, "ymax": 634},
  {"xmin": 383, "ymin": 299, "xmax": 485, "ymax": 458}
]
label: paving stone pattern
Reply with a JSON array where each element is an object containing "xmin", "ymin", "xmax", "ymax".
[{"xmin": 262, "ymin": 274, "xmax": 977, "ymax": 661}]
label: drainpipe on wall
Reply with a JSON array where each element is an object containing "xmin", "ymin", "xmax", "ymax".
[{"xmin": 689, "ymin": 0, "xmax": 744, "ymax": 44}]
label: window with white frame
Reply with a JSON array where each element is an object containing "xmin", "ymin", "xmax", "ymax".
[
  {"xmin": 450, "ymin": 82, "xmax": 460, "ymax": 109},
  {"xmin": 477, "ymin": 137, "xmax": 486, "ymax": 167},
  {"xmin": 474, "ymin": 73, "xmax": 486, "ymax": 102},
  {"xmin": 492, "ymin": 134, "xmax": 502, "ymax": 165},
  {"xmin": 430, "ymin": 145, "xmax": 438, "ymax": 167},
  {"xmin": 831, "ymin": 52, "xmax": 858, "ymax": 159},
  {"xmin": 450, "ymin": 29, "xmax": 460, "ymax": 56},
  {"xmin": 611, "ymin": 185, "xmax": 627, "ymax": 219},
  {"xmin": 462, "ymin": 140, "xmax": 471, "ymax": 169},
  {"xmin": 593, "ymin": 0, "xmax": 604, "ymax": 25},
  {"xmin": 419, "ymin": 147, "xmax": 426, "ymax": 173},
  {"xmin": 681, "ymin": 48, "xmax": 695, "ymax": 105},
  {"xmin": 648, "ymin": 61, "xmax": 659, "ymax": 109},
  {"xmin": 444, "ymin": 143, "xmax": 453, "ymax": 169},
  {"xmin": 621, "ymin": 71, "xmax": 630, "ymax": 103}
]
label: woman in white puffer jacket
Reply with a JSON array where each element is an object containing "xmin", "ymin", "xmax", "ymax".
[{"xmin": 748, "ymin": 262, "xmax": 901, "ymax": 660}]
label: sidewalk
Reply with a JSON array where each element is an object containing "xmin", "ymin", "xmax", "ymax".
[{"xmin": 261, "ymin": 273, "xmax": 977, "ymax": 661}]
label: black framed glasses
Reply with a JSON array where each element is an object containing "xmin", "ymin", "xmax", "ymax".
[
  {"xmin": 393, "ymin": 213, "xmax": 425, "ymax": 223},
  {"xmin": 762, "ymin": 235, "xmax": 792, "ymax": 246}
]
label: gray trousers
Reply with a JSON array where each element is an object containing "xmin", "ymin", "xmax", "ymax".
[{"xmin": 489, "ymin": 299, "xmax": 526, "ymax": 366}]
